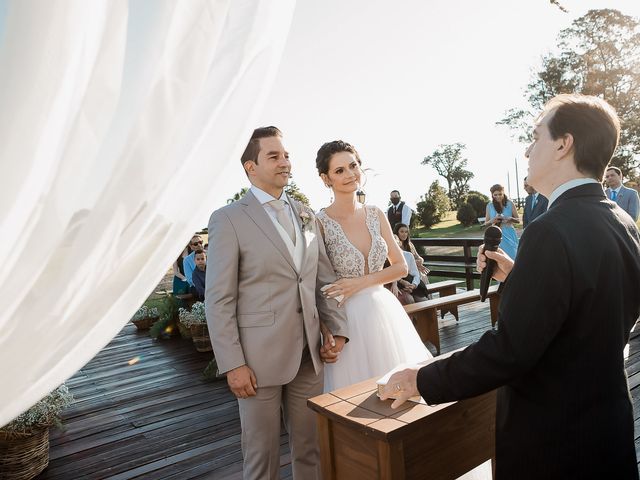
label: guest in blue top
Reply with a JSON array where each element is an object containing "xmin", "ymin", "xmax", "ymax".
[
  {"xmin": 172, "ymin": 243, "xmax": 191, "ymax": 295},
  {"xmin": 484, "ymin": 184, "xmax": 520, "ymax": 259},
  {"xmin": 191, "ymin": 249, "xmax": 207, "ymax": 301},
  {"xmin": 183, "ymin": 234, "xmax": 203, "ymax": 286}
]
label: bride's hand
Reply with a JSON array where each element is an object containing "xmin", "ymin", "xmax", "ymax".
[{"xmin": 323, "ymin": 277, "xmax": 360, "ymax": 307}]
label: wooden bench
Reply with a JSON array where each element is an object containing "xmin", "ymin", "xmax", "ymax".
[
  {"xmin": 404, "ymin": 284, "xmax": 501, "ymax": 355},
  {"xmin": 425, "ymin": 279, "xmax": 464, "ymax": 296},
  {"xmin": 425, "ymin": 280, "xmax": 465, "ymax": 319}
]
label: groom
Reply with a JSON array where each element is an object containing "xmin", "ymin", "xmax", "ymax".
[{"xmin": 205, "ymin": 126, "xmax": 348, "ymax": 480}]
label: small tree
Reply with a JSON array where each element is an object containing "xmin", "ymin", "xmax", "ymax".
[
  {"xmin": 226, "ymin": 182, "xmax": 311, "ymax": 208},
  {"xmin": 422, "ymin": 143, "xmax": 474, "ymax": 208},
  {"xmin": 456, "ymin": 202, "xmax": 477, "ymax": 227},
  {"xmin": 284, "ymin": 182, "xmax": 311, "ymax": 207},
  {"xmin": 415, "ymin": 181, "xmax": 450, "ymax": 229},
  {"xmin": 227, "ymin": 187, "xmax": 249, "ymax": 204}
]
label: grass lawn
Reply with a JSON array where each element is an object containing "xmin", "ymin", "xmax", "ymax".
[{"xmin": 412, "ymin": 211, "xmax": 524, "ymax": 239}]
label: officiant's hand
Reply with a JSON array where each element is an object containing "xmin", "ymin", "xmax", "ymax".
[
  {"xmin": 379, "ymin": 367, "xmax": 421, "ymax": 409},
  {"xmin": 322, "ymin": 278, "xmax": 360, "ymax": 307},
  {"xmin": 476, "ymin": 245, "xmax": 514, "ymax": 283},
  {"xmin": 227, "ymin": 365, "xmax": 258, "ymax": 399}
]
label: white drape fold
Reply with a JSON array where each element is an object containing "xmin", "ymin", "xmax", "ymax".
[{"xmin": 0, "ymin": 0, "xmax": 295, "ymax": 427}]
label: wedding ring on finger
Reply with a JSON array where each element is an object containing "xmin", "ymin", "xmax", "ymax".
[{"xmin": 394, "ymin": 383, "xmax": 402, "ymax": 392}]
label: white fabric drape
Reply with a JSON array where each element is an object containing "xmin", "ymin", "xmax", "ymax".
[{"xmin": 0, "ymin": 0, "xmax": 295, "ymax": 427}]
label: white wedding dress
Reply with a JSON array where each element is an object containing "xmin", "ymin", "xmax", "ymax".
[
  {"xmin": 317, "ymin": 206, "xmax": 432, "ymax": 392},
  {"xmin": 318, "ymin": 206, "xmax": 493, "ymax": 480}
]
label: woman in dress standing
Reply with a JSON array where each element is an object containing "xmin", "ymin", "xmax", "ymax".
[
  {"xmin": 484, "ymin": 184, "xmax": 520, "ymax": 259},
  {"xmin": 315, "ymin": 140, "xmax": 431, "ymax": 392}
]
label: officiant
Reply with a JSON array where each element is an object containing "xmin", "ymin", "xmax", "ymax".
[{"xmin": 382, "ymin": 94, "xmax": 640, "ymax": 479}]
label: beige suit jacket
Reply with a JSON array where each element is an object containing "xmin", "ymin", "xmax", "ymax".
[{"xmin": 205, "ymin": 190, "xmax": 348, "ymax": 387}]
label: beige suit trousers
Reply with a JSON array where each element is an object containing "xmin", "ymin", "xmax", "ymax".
[{"xmin": 238, "ymin": 349, "xmax": 322, "ymax": 480}]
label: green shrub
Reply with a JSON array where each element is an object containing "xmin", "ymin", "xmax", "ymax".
[
  {"xmin": 465, "ymin": 192, "xmax": 489, "ymax": 218},
  {"xmin": 456, "ymin": 202, "xmax": 477, "ymax": 226}
]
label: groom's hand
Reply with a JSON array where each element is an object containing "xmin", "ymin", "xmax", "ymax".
[
  {"xmin": 227, "ymin": 365, "xmax": 258, "ymax": 399},
  {"xmin": 320, "ymin": 336, "xmax": 346, "ymax": 364}
]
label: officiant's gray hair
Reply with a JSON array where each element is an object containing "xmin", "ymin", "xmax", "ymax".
[
  {"xmin": 240, "ymin": 126, "xmax": 283, "ymax": 167},
  {"xmin": 315, "ymin": 140, "xmax": 362, "ymax": 175}
]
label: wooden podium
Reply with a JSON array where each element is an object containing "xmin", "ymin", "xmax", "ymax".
[{"xmin": 308, "ymin": 374, "xmax": 495, "ymax": 480}]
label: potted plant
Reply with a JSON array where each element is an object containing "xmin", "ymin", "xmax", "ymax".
[
  {"xmin": 149, "ymin": 295, "xmax": 180, "ymax": 339},
  {"xmin": 177, "ymin": 306, "xmax": 193, "ymax": 339},
  {"xmin": 130, "ymin": 305, "xmax": 160, "ymax": 331},
  {"xmin": 179, "ymin": 302, "xmax": 212, "ymax": 352},
  {"xmin": 0, "ymin": 384, "xmax": 73, "ymax": 479}
]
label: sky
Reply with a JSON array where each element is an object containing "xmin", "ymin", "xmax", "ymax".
[
  {"xmin": 216, "ymin": 0, "xmax": 640, "ymax": 214},
  {"xmin": 1, "ymin": 1, "xmax": 637, "ymax": 218}
]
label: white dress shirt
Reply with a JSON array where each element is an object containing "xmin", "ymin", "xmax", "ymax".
[{"xmin": 548, "ymin": 178, "xmax": 599, "ymax": 207}]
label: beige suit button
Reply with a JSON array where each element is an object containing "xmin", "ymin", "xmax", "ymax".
[
  {"xmin": 296, "ymin": 307, "xmax": 302, "ymax": 313},
  {"xmin": 298, "ymin": 277, "xmax": 303, "ymax": 283}
]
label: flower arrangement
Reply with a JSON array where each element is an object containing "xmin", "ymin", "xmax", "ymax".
[
  {"xmin": 0, "ymin": 385, "xmax": 73, "ymax": 479},
  {"xmin": 179, "ymin": 302, "xmax": 211, "ymax": 352},
  {"xmin": 132, "ymin": 305, "xmax": 159, "ymax": 322},
  {"xmin": 131, "ymin": 304, "xmax": 160, "ymax": 331},
  {"xmin": 178, "ymin": 302, "xmax": 206, "ymax": 328},
  {"xmin": 1, "ymin": 384, "xmax": 73, "ymax": 437}
]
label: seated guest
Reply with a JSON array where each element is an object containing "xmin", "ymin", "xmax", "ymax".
[
  {"xmin": 192, "ymin": 249, "xmax": 206, "ymax": 301},
  {"xmin": 172, "ymin": 243, "xmax": 191, "ymax": 295},
  {"xmin": 394, "ymin": 235, "xmax": 428, "ymax": 303},
  {"xmin": 394, "ymin": 223, "xmax": 429, "ymax": 284},
  {"xmin": 183, "ymin": 234, "xmax": 203, "ymax": 286}
]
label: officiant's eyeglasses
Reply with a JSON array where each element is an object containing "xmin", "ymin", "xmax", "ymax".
[{"xmin": 191, "ymin": 241, "xmax": 203, "ymax": 246}]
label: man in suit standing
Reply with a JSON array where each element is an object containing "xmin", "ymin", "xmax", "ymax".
[
  {"xmin": 605, "ymin": 166, "xmax": 639, "ymax": 221},
  {"xmin": 387, "ymin": 190, "xmax": 412, "ymax": 230},
  {"xmin": 522, "ymin": 176, "xmax": 548, "ymax": 228},
  {"xmin": 383, "ymin": 95, "xmax": 640, "ymax": 479},
  {"xmin": 206, "ymin": 126, "xmax": 348, "ymax": 480}
]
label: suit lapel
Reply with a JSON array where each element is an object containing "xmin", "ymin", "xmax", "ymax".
[{"xmin": 241, "ymin": 191, "xmax": 297, "ymax": 272}]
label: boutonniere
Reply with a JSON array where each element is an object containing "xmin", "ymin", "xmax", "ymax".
[{"xmin": 299, "ymin": 209, "xmax": 312, "ymax": 232}]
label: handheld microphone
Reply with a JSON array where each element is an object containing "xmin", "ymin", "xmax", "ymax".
[{"xmin": 480, "ymin": 225, "xmax": 502, "ymax": 302}]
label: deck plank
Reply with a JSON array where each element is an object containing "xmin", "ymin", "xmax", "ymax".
[{"xmin": 35, "ymin": 303, "xmax": 640, "ymax": 478}]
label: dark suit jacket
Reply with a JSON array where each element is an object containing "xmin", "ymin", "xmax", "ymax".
[
  {"xmin": 523, "ymin": 192, "xmax": 548, "ymax": 227},
  {"xmin": 418, "ymin": 183, "xmax": 640, "ymax": 479}
]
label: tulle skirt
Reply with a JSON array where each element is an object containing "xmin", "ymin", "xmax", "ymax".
[
  {"xmin": 323, "ymin": 285, "xmax": 493, "ymax": 480},
  {"xmin": 324, "ymin": 285, "xmax": 432, "ymax": 392}
]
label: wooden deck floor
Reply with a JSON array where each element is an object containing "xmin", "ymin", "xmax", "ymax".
[{"xmin": 37, "ymin": 302, "xmax": 640, "ymax": 479}]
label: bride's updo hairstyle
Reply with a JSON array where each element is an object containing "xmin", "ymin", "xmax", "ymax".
[{"xmin": 315, "ymin": 140, "xmax": 362, "ymax": 175}]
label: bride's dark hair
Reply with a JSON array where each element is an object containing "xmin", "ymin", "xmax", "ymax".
[{"xmin": 315, "ymin": 140, "xmax": 362, "ymax": 175}]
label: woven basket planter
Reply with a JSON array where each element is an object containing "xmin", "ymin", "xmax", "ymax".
[
  {"xmin": 131, "ymin": 316, "xmax": 159, "ymax": 331},
  {"xmin": 190, "ymin": 324, "xmax": 212, "ymax": 352},
  {"xmin": 178, "ymin": 321, "xmax": 192, "ymax": 339},
  {"xmin": 0, "ymin": 427, "xmax": 49, "ymax": 479}
]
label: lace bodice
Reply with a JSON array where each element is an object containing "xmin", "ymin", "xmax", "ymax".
[{"xmin": 317, "ymin": 205, "xmax": 388, "ymax": 278}]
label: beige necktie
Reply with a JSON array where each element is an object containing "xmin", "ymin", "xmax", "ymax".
[{"xmin": 269, "ymin": 200, "xmax": 296, "ymax": 245}]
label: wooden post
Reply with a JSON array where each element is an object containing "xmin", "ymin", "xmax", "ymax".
[
  {"xmin": 463, "ymin": 241, "xmax": 474, "ymax": 291},
  {"xmin": 413, "ymin": 309, "xmax": 440, "ymax": 355}
]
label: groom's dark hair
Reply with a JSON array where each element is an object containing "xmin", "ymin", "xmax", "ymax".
[{"xmin": 241, "ymin": 126, "xmax": 283, "ymax": 167}]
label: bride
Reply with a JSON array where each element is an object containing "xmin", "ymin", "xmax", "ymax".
[
  {"xmin": 316, "ymin": 140, "xmax": 492, "ymax": 479},
  {"xmin": 315, "ymin": 140, "xmax": 432, "ymax": 392}
]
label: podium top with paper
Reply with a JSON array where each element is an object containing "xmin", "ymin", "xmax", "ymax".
[{"xmin": 308, "ymin": 354, "xmax": 495, "ymax": 480}]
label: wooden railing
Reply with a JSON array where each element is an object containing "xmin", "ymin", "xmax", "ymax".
[{"xmin": 411, "ymin": 237, "xmax": 483, "ymax": 290}]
